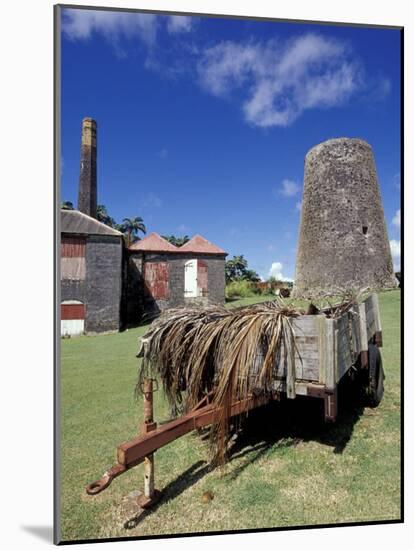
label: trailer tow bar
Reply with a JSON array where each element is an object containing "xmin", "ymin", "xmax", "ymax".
[{"xmin": 86, "ymin": 383, "xmax": 274, "ymax": 507}]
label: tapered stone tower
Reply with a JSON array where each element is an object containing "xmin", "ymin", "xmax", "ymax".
[
  {"xmin": 293, "ymin": 138, "xmax": 396, "ymax": 297},
  {"xmin": 77, "ymin": 117, "xmax": 97, "ymax": 218}
]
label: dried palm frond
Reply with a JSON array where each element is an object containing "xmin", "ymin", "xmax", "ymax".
[{"xmin": 137, "ymin": 299, "xmax": 302, "ymax": 463}]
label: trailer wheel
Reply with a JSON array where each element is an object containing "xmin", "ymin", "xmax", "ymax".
[{"xmin": 366, "ymin": 343, "xmax": 384, "ymax": 407}]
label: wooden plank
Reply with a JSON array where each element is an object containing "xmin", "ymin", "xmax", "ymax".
[
  {"xmin": 336, "ymin": 315, "xmax": 353, "ymax": 380},
  {"xmin": 359, "ymin": 302, "xmax": 368, "ymax": 352},
  {"xmin": 293, "ymin": 333, "xmax": 320, "ymax": 382},
  {"xmin": 279, "ymin": 316, "xmax": 321, "ymax": 383},
  {"xmin": 291, "ymin": 316, "xmax": 320, "ymax": 337},
  {"xmin": 371, "ymin": 293, "xmax": 382, "ymax": 331},
  {"xmin": 270, "ymin": 336, "xmax": 320, "ymax": 382},
  {"xmin": 364, "ymin": 294, "xmax": 378, "ymax": 341},
  {"xmin": 300, "ymin": 360, "xmax": 320, "ymax": 381},
  {"xmin": 325, "ymin": 319, "xmax": 335, "ymax": 390},
  {"xmin": 334, "ymin": 327, "xmax": 339, "ymax": 384},
  {"xmin": 350, "ymin": 306, "xmax": 361, "ymax": 356},
  {"xmin": 318, "ymin": 315, "xmax": 327, "ymax": 385},
  {"xmin": 286, "ymin": 330, "xmax": 296, "ymax": 399}
]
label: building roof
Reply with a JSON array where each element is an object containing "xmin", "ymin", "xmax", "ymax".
[
  {"xmin": 61, "ymin": 209, "xmax": 123, "ymax": 237},
  {"xmin": 129, "ymin": 232, "xmax": 227, "ymax": 255},
  {"xmin": 129, "ymin": 232, "xmax": 179, "ymax": 252},
  {"xmin": 179, "ymin": 234, "xmax": 227, "ymax": 255}
]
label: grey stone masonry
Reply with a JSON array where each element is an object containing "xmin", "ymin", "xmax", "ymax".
[
  {"xmin": 127, "ymin": 252, "xmax": 226, "ymax": 322},
  {"xmin": 78, "ymin": 118, "xmax": 97, "ymax": 218},
  {"xmin": 84, "ymin": 235, "xmax": 123, "ymax": 333},
  {"xmin": 293, "ymin": 138, "xmax": 396, "ymax": 297}
]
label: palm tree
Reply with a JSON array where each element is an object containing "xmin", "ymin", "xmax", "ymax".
[
  {"xmin": 97, "ymin": 204, "xmax": 117, "ymax": 227},
  {"xmin": 61, "ymin": 201, "xmax": 74, "ymax": 210},
  {"xmin": 225, "ymin": 255, "xmax": 248, "ymax": 282},
  {"xmin": 162, "ymin": 235, "xmax": 190, "ymax": 247},
  {"xmin": 121, "ymin": 216, "xmax": 147, "ymax": 247}
]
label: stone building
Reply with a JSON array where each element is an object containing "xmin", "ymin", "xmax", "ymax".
[
  {"xmin": 127, "ymin": 233, "xmax": 227, "ymax": 321},
  {"xmin": 293, "ymin": 137, "xmax": 396, "ymax": 297},
  {"xmin": 60, "ymin": 211, "xmax": 124, "ymax": 335},
  {"xmin": 60, "ymin": 118, "xmax": 124, "ymax": 335},
  {"xmin": 60, "ymin": 117, "xmax": 227, "ymax": 334}
]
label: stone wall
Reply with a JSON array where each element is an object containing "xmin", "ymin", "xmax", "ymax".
[
  {"xmin": 61, "ymin": 234, "xmax": 123, "ymax": 333},
  {"xmin": 84, "ymin": 235, "xmax": 123, "ymax": 333},
  {"xmin": 61, "ymin": 279, "xmax": 86, "ymax": 303},
  {"xmin": 293, "ymin": 138, "xmax": 396, "ymax": 297},
  {"xmin": 127, "ymin": 252, "xmax": 226, "ymax": 321}
]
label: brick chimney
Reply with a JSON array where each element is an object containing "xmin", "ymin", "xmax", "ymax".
[{"xmin": 77, "ymin": 117, "xmax": 97, "ymax": 218}]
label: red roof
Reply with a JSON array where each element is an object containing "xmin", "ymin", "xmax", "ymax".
[
  {"xmin": 129, "ymin": 232, "xmax": 178, "ymax": 252},
  {"xmin": 129, "ymin": 232, "xmax": 227, "ymax": 256},
  {"xmin": 179, "ymin": 234, "xmax": 227, "ymax": 255}
]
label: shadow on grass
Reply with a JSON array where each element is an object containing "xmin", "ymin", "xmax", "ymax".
[
  {"xmin": 226, "ymin": 374, "xmax": 366, "ymax": 466},
  {"xmin": 123, "ymin": 460, "xmax": 212, "ymax": 530},
  {"xmin": 122, "ymin": 375, "xmax": 366, "ymax": 530}
]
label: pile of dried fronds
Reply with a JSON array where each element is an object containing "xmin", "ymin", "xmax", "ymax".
[
  {"xmin": 137, "ymin": 299, "xmax": 303, "ymax": 463},
  {"xmin": 304, "ymin": 288, "xmax": 367, "ymax": 319}
]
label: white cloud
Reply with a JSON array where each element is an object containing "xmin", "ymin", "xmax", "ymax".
[
  {"xmin": 62, "ymin": 9, "xmax": 159, "ymax": 45},
  {"xmin": 166, "ymin": 16, "xmax": 194, "ymax": 34},
  {"xmin": 279, "ymin": 179, "xmax": 300, "ymax": 197},
  {"xmin": 197, "ymin": 33, "xmax": 363, "ymax": 127},
  {"xmin": 268, "ymin": 261, "xmax": 293, "ymax": 282},
  {"xmin": 392, "ymin": 209, "xmax": 400, "ymax": 228},
  {"xmin": 390, "ymin": 239, "xmax": 400, "ymax": 271},
  {"xmin": 62, "ymin": 10, "xmax": 195, "ymax": 47}
]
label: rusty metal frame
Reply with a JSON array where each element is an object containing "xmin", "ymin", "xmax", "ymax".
[
  {"xmin": 86, "ymin": 391, "xmax": 274, "ymax": 496},
  {"xmin": 306, "ymin": 383, "xmax": 337, "ymax": 422}
]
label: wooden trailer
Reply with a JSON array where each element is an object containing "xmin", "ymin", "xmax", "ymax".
[
  {"xmin": 86, "ymin": 293, "xmax": 384, "ymax": 507},
  {"xmin": 267, "ymin": 292, "xmax": 384, "ymax": 421}
]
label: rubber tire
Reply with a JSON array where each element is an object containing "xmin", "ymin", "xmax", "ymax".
[{"xmin": 367, "ymin": 343, "xmax": 384, "ymax": 407}]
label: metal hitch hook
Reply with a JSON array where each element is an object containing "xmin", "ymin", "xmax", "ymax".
[{"xmin": 86, "ymin": 464, "xmax": 126, "ymax": 495}]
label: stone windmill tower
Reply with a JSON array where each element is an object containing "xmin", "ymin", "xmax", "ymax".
[{"xmin": 293, "ymin": 138, "xmax": 396, "ymax": 297}]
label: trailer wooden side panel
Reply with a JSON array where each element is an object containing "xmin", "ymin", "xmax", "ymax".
[
  {"xmin": 365, "ymin": 294, "xmax": 380, "ymax": 341},
  {"xmin": 265, "ymin": 316, "xmax": 321, "ymax": 382},
  {"xmin": 350, "ymin": 308, "xmax": 362, "ymax": 356},
  {"xmin": 336, "ymin": 314, "xmax": 354, "ymax": 381},
  {"xmin": 291, "ymin": 316, "xmax": 321, "ymax": 382},
  {"xmin": 265, "ymin": 293, "xmax": 381, "ymax": 391}
]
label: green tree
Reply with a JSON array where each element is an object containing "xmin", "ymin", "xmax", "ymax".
[
  {"xmin": 121, "ymin": 216, "xmax": 147, "ymax": 247},
  {"xmin": 225, "ymin": 255, "xmax": 248, "ymax": 283},
  {"xmin": 61, "ymin": 201, "xmax": 74, "ymax": 210},
  {"xmin": 243, "ymin": 269, "xmax": 261, "ymax": 283},
  {"xmin": 162, "ymin": 235, "xmax": 190, "ymax": 247},
  {"xmin": 97, "ymin": 204, "xmax": 117, "ymax": 228}
]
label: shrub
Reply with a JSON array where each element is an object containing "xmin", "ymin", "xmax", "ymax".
[{"xmin": 225, "ymin": 280, "xmax": 256, "ymax": 299}]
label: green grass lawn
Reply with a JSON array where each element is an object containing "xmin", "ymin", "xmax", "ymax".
[{"xmin": 59, "ymin": 290, "xmax": 401, "ymax": 541}]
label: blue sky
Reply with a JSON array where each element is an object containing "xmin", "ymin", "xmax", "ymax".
[{"xmin": 60, "ymin": 8, "xmax": 401, "ymax": 279}]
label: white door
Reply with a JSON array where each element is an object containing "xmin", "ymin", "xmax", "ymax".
[{"xmin": 184, "ymin": 260, "xmax": 198, "ymax": 297}]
